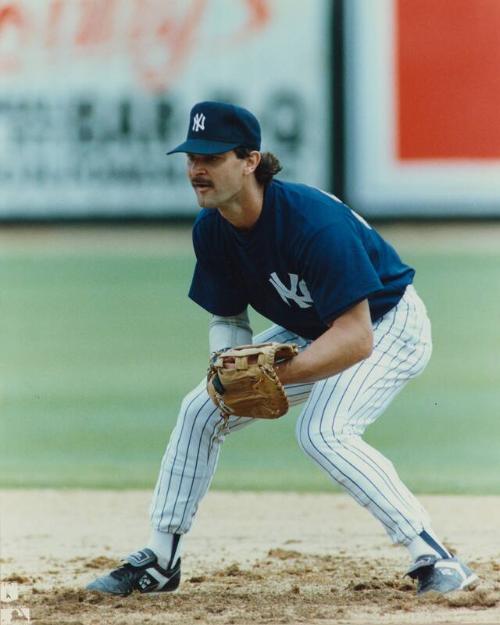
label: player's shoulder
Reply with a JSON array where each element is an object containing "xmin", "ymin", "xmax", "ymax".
[
  {"xmin": 274, "ymin": 179, "xmax": 342, "ymax": 203},
  {"xmin": 271, "ymin": 179, "xmax": 353, "ymax": 230}
]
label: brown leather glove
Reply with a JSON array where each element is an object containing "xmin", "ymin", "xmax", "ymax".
[{"xmin": 207, "ymin": 342, "xmax": 298, "ymax": 419}]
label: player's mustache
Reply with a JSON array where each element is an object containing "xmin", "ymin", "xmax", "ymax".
[{"xmin": 191, "ymin": 177, "xmax": 213, "ymax": 187}]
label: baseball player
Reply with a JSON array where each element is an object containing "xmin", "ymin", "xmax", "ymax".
[{"xmin": 87, "ymin": 101, "xmax": 477, "ymax": 597}]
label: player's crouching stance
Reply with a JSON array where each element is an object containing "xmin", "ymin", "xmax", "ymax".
[{"xmin": 87, "ymin": 102, "xmax": 478, "ymax": 597}]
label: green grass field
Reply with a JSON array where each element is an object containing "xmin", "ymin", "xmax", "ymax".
[{"xmin": 0, "ymin": 226, "xmax": 499, "ymax": 493}]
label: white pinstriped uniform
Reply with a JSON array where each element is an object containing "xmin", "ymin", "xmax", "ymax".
[{"xmin": 150, "ymin": 284, "xmax": 432, "ymax": 545}]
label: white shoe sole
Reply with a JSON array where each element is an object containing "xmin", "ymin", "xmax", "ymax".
[{"xmin": 458, "ymin": 572, "xmax": 479, "ymax": 591}]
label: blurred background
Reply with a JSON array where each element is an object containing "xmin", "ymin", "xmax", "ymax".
[{"xmin": 0, "ymin": 0, "xmax": 499, "ymax": 492}]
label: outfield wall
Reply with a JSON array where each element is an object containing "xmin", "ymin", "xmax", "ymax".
[
  {"xmin": 0, "ymin": 0, "xmax": 499, "ymax": 219},
  {"xmin": 0, "ymin": 0, "xmax": 331, "ymax": 218}
]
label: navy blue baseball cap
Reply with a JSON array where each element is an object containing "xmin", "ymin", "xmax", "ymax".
[{"xmin": 167, "ymin": 101, "xmax": 261, "ymax": 155}]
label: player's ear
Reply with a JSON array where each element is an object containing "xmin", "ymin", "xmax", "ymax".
[{"xmin": 244, "ymin": 151, "xmax": 261, "ymax": 175}]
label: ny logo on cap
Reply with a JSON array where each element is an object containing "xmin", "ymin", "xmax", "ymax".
[{"xmin": 192, "ymin": 113, "xmax": 206, "ymax": 132}]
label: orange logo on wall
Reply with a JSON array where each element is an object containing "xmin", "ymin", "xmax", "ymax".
[
  {"xmin": 0, "ymin": 0, "xmax": 271, "ymax": 91},
  {"xmin": 396, "ymin": 0, "xmax": 500, "ymax": 159}
]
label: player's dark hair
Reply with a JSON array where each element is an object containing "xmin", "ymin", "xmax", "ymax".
[{"xmin": 234, "ymin": 147, "xmax": 282, "ymax": 185}]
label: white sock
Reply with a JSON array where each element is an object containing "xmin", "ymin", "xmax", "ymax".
[
  {"xmin": 147, "ymin": 530, "xmax": 183, "ymax": 570},
  {"xmin": 407, "ymin": 529, "xmax": 452, "ymax": 562}
]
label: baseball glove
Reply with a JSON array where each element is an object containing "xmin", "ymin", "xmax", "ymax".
[{"xmin": 207, "ymin": 342, "xmax": 298, "ymax": 419}]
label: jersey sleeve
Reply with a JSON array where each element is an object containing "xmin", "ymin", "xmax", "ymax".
[
  {"xmin": 300, "ymin": 220, "xmax": 384, "ymax": 324},
  {"xmin": 188, "ymin": 219, "xmax": 248, "ymax": 316}
]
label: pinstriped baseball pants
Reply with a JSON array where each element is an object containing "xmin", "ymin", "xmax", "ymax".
[{"xmin": 150, "ymin": 285, "xmax": 433, "ymax": 545}]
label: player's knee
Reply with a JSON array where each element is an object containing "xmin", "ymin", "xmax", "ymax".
[
  {"xmin": 296, "ymin": 422, "xmax": 330, "ymax": 457},
  {"xmin": 296, "ymin": 419, "xmax": 354, "ymax": 457}
]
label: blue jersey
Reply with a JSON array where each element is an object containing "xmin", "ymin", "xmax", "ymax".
[{"xmin": 189, "ymin": 180, "xmax": 415, "ymax": 340}]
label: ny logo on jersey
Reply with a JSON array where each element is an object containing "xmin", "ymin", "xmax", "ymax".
[
  {"xmin": 269, "ymin": 273, "xmax": 313, "ymax": 309},
  {"xmin": 192, "ymin": 113, "xmax": 206, "ymax": 132}
]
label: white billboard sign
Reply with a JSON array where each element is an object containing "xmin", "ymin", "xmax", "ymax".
[{"xmin": 0, "ymin": 0, "xmax": 331, "ymax": 218}]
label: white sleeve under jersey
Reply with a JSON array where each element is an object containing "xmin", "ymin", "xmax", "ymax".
[{"xmin": 208, "ymin": 309, "xmax": 253, "ymax": 354}]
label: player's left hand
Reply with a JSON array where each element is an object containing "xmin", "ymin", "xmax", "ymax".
[{"xmin": 206, "ymin": 342, "xmax": 298, "ymax": 418}]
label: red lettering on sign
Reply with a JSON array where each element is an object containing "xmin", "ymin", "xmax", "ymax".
[
  {"xmin": 245, "ymin": 0, "xmax": 271, "ymax": 31},
  {"xmin": 128, "ymin": 0, "xmax": 208, "ymax": 92},
  {"xmin": 0, "ymin": 0, "xmax": 273, "ymax": 91},
  {"xmin": 75, "ymin": 0, "xmax": 116, "ymax": 47},
  {"xmin": 222, "ymin": 0, "xmax": 272, "ymax": 45},
  {"xmin": 0, "ymin": 3, "xmax": 23, "ymax": 29},
  {"xmin": 0, "ymin": 2, "xmax": 29, "ymax": 72},
  {"xmin": 45, "ymin": 0, "xmax": 64, "ymax": 48}
]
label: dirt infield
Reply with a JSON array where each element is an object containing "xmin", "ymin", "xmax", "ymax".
[{"xmin": 1, "ymin": 491, "xmax": 499, "ymax": 625}]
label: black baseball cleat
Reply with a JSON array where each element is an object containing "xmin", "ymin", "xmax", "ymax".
[
  {"xmin": 406, "ymin": 554, "xmax": 478, "ymax": 595},
  {"xmin": 86, "ymin": 548, "xmax": 181, "ymax": 596}
]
